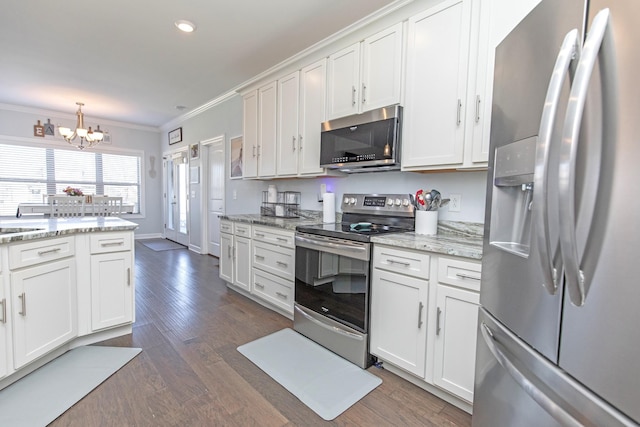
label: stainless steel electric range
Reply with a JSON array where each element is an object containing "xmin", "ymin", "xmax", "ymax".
[{"xmin": 294, "ymin": 193, "xmax": 415, "ymax": 368}]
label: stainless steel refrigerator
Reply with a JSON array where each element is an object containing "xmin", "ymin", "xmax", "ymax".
[{"xmin": 474, "ymin": 0, "xmax": 640, "ymax": 425}]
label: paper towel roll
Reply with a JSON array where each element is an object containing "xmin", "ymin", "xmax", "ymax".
[{"xmin": 323, "ymin": 193, "xmax": 336, "ymax": 223}]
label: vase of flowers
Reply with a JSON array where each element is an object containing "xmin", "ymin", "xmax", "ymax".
[{"xmin": 63, "ymin": 186, "xmax": 84, "ymax": 196}]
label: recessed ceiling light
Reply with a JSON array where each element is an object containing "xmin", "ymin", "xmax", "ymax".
[
  {"xmin": 175, "ymin": 105, "xmax": 187, "ymax": 111},
  {"xmin": 175, "ymin": 20, "xmax": 196, "ymax": 33}
]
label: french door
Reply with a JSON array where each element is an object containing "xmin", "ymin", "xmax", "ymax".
[{"xmin": 164, "ymin": 150, "xmax": 189, "ymax": 246}]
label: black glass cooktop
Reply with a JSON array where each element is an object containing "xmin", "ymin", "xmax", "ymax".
[{"xmin": 296, "ymin": 221, "xmax": 413, "ymax": 243}]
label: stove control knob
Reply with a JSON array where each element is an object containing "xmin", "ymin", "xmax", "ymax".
[
  {"xmin": 343, "ymin": 197, "xmax": 349, "ymax": 205},
  {"xmin": 394, "ymin": 198, "xmax": 401, "ymax": 206},
  {"xmin": 349, "ymin": 197, "xmax": 356, "ymax": 205},
  {"xmin": 387, "ymin": 198, "xmax": 394, "ymax": 206},
  {"xmin": 402, "ymin": 199, "xmax": 410, "ymax": 207}
]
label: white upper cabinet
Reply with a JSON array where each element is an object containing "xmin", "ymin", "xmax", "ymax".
[
  {"xmin": 258, "ymin": 81, "xmax": 277, "ymax": 178},
  {"xmin": 298, "ymin": 59, "xmax": 328, "ymax": 176},
  {"xmin": 327, "ymin": 23, "xmax": 403, "ymax": 120},
  {"xmin": 242, "ymin": 90, "xmax": 259, "ymax": 178},
  {"xmin": 277, "ymin": 71, "xmax": 300, "ymax": 177},
  {"xmin": 402, "ymin": 0, "xmax": 472, "ymax": 170}
]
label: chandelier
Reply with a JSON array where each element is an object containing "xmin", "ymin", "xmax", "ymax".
[{"xmin": 58, "ymin": 102, "xmax": 104, "ymax": 149}]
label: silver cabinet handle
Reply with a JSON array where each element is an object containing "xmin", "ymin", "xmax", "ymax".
[
  {"xmin": 292, "ymin": 136, "xmax": 296, "ymax": 151},
  {"xmin": 252, "ymin": 145, "xmax": 256, "ymax": 157},
  {"xmin": 480, "ymin": 323, "xmax": 582, "ymax": 427},
  {"xmin": 276, "ymin": 261, "xmax": 288, "ymax": 268},
  {"xmin": 559, "ymin": 9, "xmax": 610, "ymax": 307},
  {"xmin": 475, "ymin": 95, "xmax": 481, "ymax": 123},
  {"xmin": 101, "ymin": 241, "xmax": 124, "ymax": 247},
  {"xmin": 276, "ymin": 292, "xmax": 287, "ymax": 299},
  {"xmin": 37, "ymin": 247, "xmax": 61, "ymax": 256},
  {"xmin": 299, "ymin": 134, "xmax": 303, "ymax": 150},
  {"xmin": 18, "ymin": 292, "xmax": 26, "ymax": 316},
  {"xmin": 255, "ymin": 282, "xmax": 264, "ymax": 289},
  {"xmin": 127, "ymin": 268, "xmax": 131, "ymax": 286},
  {"xmin": 387, "ymin": 259, "xmax": 410, "ymax": 267},
  {"xmin": 257, "ymin": 145, "xmax": 261, "ymax": 157},
  {"xmin": 255, "ymin": 254, "xmax": 265, "ymax": 260},
  {"xmin": 227, "ymin": 245, "xmax": 232, "ymax": 259},
  {"xmin": 436, "ymin": 307, "xmax": 442, "ymax": 335},
  {"xmin": 456, "ymin": 99, "xmax": 462, "ymax": 126},
  {"xmin": 1, "ymin": 298, "xmax": 6, "ymax": 324},
  {"xmin": 232, "ymin": 246, "xmax": 236, "ymax": 261},
  {"xmin": 533, "ymin": 28, "xmax": 580, "ymax": 297},
  {"xmin": 417, "ymin": 301, "xmax": 424, "ymax": 328},
  {"xmin": 255, "ymin": 232, "xmax": 265, "ymax": 238},
  {"xmin": 351, "ymin": 85, "xmax": 357, "ymax": 106},
  {"xmin": 362, "ymin": 83, "xmax": 367, "ymax": 104},
  {"xmin": 276, "ymin": 237, "xmax": 288, "ymax": 242},
  {"xmin": 456, "ymin": 272, "xmax": 481, "ymax": 281}
]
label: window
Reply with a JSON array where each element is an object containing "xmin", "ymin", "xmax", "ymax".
[{"xmin": 0, "ymin": 142, "xmax": 142, "ymax": 217}]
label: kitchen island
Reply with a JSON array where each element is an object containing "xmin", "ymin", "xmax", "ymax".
[{"xmin": 0, "ymin": 217, "xmax": 138, "ymax": 390}]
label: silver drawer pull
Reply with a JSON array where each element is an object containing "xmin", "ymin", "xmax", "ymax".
[
  {"xmin": 417, "ymin": 301, "xmax": 424, "ymax": 328},
  {"xmin": 276, "ymin": 292, "xmax": 287, "ymax": 299},
  {"xmin": 18, "ymin": 292, "xmax": 26, "ymax": 316},
  {"xmin": 127, "ymin": 268, "xmax": 132, "ymax": 286},
  {"xmin": 387, "ymin": 259, "xmax": 410, "ymax": 267},
  {"xmin": 276, "ymin": 237, "xmax": 288, "ymax": 242},
  {"xmin": 1, "ymin": 298, "xmax": 6, "ymax": 324},
  {"xmin": 436, "ymin": 307, "xmax": 442, "ymax": 335},
  {"xmin": 255, "ymin": 233, "xmax": 265, "ymax": 238},
  {"xmin": 456, "ymin": 272, "xmax": 481, "ymax": 281},
  {"xmin": 255, "ymin": 282, "xmax": 264, "ymax": 289},
  {"xmin": 37, "ymin": 247, "xmax": 62, "ymax": 255},
  {"xmin": 276, "ymin": 261, "xmax": 288, "ymax": 268},
  {"xmin": 255, "ymin": 254, "xmax": 265, "ymax": 260},
  {"xmin": 101, "ymin": 241, "xmax": 124, "ymax": 247}
]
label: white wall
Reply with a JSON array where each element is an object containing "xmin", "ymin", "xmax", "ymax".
[{"xmin": 0, "ymin": 106, "xmax": 163, "ymax": 236}]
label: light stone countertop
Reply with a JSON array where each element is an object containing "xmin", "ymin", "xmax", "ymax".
[
  {"xmin": 222, "ymin": 210, "xmax": 335, "ymax": 231},
  {"xmin": 371, "ymin": 220, "xmax": 485, "ymax": 260},
  {"xmin": 0, "ymin": 217, "xmax": 139, "ymax": 244}
]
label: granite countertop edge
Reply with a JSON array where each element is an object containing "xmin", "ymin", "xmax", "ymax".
[{"xmin": 0, "ymin": 218, "xmax": 139, "ymax": 244}]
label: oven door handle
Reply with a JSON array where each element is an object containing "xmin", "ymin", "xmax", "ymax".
[
  {"xmin": 295, "ymin": 234, "xmax": 370, "ymax": 261},
  {"xmin": 294, "ymin": 305, "xmax": 364, "ymax": 341}
]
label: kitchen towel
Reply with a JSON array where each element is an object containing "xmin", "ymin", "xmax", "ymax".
[{"xmin": 323, "ymin": 192, "xmax": 335, "ymax": 223}]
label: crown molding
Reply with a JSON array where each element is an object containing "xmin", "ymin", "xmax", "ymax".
[{"xmin": 160, "ymin": 91, "xmax": 239, "ymax": 132}]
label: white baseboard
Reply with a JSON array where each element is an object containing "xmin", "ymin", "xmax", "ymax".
[{"xmin": 134, "ymin": 233, "xmax": 163, "ymax": 240}]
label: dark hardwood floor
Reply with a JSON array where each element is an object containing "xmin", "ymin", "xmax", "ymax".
[{"xmin": 51, "ymin": 241, "xmax": 472, "ymax": 426}]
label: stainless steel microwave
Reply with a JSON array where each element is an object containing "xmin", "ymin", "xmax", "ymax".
[{"xmin": 320, "ymin": 105, "xmax": 402, "ymax": 173}]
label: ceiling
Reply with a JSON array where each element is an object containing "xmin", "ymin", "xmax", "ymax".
[{"xmin": 0, "ymin": 0, "xmax": 399, "ymax": 128}]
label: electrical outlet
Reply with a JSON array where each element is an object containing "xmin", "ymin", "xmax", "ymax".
[
  {"xmin": 233, "ymin": 189, "xmax": 237, "ymax": 200},
  {"xmin": 449, "ymin": 194, "xmax": 461, "ymax": 212}
]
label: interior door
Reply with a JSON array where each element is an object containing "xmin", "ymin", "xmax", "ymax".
[
  {"xmin": 206, "ymin": 137, "xmax": 225, "ymax": 257},
  {"xmin": 164, "ymin": 150, "xmax": 189, "ymax": 246}
]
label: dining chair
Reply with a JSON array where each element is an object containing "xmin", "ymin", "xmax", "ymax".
[
  {"xmin": 91, "ymin": 196, "xmax": 123, "ymax": 216},
  {"xmin": 50, "ymin": 196, "xmax": 86, "ymax": 217}
]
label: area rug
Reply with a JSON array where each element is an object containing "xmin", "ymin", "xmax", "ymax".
[
  {"xmin": 237, "ymin": 328, "xmax": 382, "ymax": 421},
  {"xmin": 140, "ymin": 238, "xmax": 185, "ymax": 251},
  {"xmin": 0, "ymin": 346, "xmax": 142, "ymax": 427}
]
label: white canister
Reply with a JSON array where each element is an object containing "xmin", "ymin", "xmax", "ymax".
[
  {"xmin": 267, "ymin": 185, "xmax": 278, "ymax": 203},
  {"xmin": 415, "ymin": 210, "xmax": 438, "ymax": 235}
]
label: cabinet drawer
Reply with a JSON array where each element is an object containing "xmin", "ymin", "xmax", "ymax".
[
  {"xmin": 220, "ymin": 220, "xmax": 233, "ymax": 234},
  {"xmin": 252, "ymin": 268, "xmax": 293, "ymax": 313},
  {"xmin": 253, "ymin": 241, "xmax": 294, "ymax": 281},
  {"xmin": 234, "ymin": 222, "xmax": 252, "ymax": 237},
  {"xmin": 9, "ymin": 236, "xmax": 75, "ymax": 270},
  {"xmin": 373, "ymin": 245, "xmax": 430, "ymax": 279},
  {"xmin": 90, "ymin": 232, "xmax": 132, "ymax": 254},
  {"xmin": 437, "ymin": 257, "xmax": 482, "ymax": 292},
  {"xmin": 253, "ymin": 225, "xmax": 294, "ymax": 248}
]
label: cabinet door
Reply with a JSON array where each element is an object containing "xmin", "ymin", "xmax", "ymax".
[
  {"xmin": 219, "ymin": 233, "xmax": 234, "ymax": 283},
  {"xmin": 370, "ymin": 268, "xmax": 428, "ymax": 378},
  {"xmin": 234, "ymin": 236, "xmax": 251, "ymax": 292},
  {"xmin": 277, "ymin": 71, "xmax": 300, "ymax": 177},
  {"xmin": 298, "ymin": 58, "xmax": 327, "ymax": 176},
  {"xmin": 90, "ymin": 252, "xmax": 133, "ymax": 331},
  {"xmin": 0, "ymin": 276, "xmax": 7, "ymax": 379},
  {"xmin": 403, "ymin": 0, "xmax": 472, "ymax": 169},
  {"xmin": 11, "ymin": 258, "xmax": 77, "ymax": 369},
  {"xmin": 242, "ymin": 90, "xmax": 259, "ymax": 178},
  {"xmin": 361, "ymin": 22, "xmax": 403, "ymax": 112},
  {"xmin": 258, "ymin": 81, "xmax": 277, "ymax": 177},
  {"xmin": 433, "ymin": 284, "xmax": 479, "ymax": 402},
  {"xmin": 327, "ymin": 42, "xmax": 361, "ymax": 120}
]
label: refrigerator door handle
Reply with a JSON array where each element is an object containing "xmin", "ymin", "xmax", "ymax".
[
  {"xmin": 480, "ymin": 322, "xmax": 583, "ymax": 427},
  {"xmin": 533, "ymin": 28, "xmax": 580, "ymax": 295},
  {"xmin": 559, "ymin": 9, "xmax": 611, "ymax": 307}
]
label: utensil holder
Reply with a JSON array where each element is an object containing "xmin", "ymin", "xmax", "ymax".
[{"xmin": 415, "ymin": 210, "xmax": 438, "ymax": 235}]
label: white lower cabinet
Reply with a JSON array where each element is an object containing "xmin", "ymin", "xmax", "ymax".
[
  {"xmin": 234, "ymin": 235, "xmax": 252, "ymax": 292},
  {"xmin": 10, "ymin": 258, "xmax": 77, "ymax": 369},
  {"xmin": 219, "ymin": 230, "xmax": 234, "ymax": 284},
  {"xmin": 89, "ymin": 234, "xmax": 134, "ymax": 332},
  {"xmin": 0, "ymin": 255, "xmax": 8, "ymax": 379},
  {"xmin": 370, "ymin": 269, "xmax": 429, "ymax": 377},
  {"xmin": 371, "ymin": 244, "xmax": 481, "ymax": 407}
]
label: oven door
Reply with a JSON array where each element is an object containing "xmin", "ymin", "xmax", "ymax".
[{"xmin": 294, "ymin": 233, "xmax": 370, "ymax": 332}]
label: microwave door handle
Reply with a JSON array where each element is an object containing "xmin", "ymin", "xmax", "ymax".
[
  {"xmin": 559, "ymin": 9, "xmax": 610, "ymax": 307},
  {"xmin": 533, "ymin": 28, "xmax": 580, "ymax": 295}
]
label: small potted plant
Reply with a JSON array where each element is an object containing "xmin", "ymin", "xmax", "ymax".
[{"xmin": 63, "ymin": 186, "xmax": 84, "ymax": 196}]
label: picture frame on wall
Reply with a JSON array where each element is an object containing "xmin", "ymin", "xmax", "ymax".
[
  {"xmin": 190, "ymin": 143, "xmax": 199, "ymax": 160},
  {"xmin": 230, "ymin": 136, "xmax": 243, "ymax": 179},
  {"xmin": 168, "ymin": 127, "xmax": 182, "ymax": 145}
]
